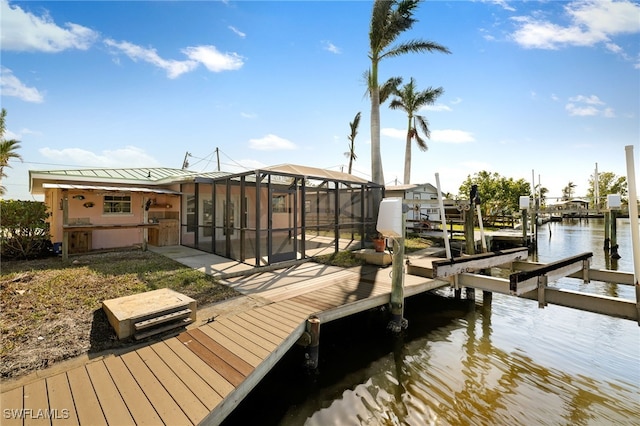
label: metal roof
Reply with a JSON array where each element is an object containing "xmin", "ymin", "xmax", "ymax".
[
  {"xmin": 29, "ymin": 164, "xmax": 378, "ymax": 194},
  {"xmin": 42, "ymin": 183, "xmax": 181, "ymax": 195},
  {"xmin": 261, "ymin": 164, "xmax": 374, "ymax": 184}
]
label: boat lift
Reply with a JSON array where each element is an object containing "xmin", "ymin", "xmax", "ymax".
[{"xmin": 430, "ymin": 249, "xmax": 638, "ymax": 323}]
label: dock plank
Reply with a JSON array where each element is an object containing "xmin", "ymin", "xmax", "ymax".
[
  {"xmin": 277, "ymin": 299, "xmax": 318, "ymax": 316},
  {"xmin": 23, "ymin": 378, "xmax": 50, "ymax": 426},
  {"xmin": 66, "ymin": 367, "xmax": 107, "ymax": 426},
  {"xmin": 136, "ymin": 345, "xmax": 210, "ymax": 425},
  {"xmin": 85, "ymin": 361, "xmax": 135, "ymax": 426},
  {"xmin": 242, "ymin": 309, "xmax": 298, "ymax": 336},
  {"xmin": 200, "ymin": 324, "xmax": 264, "ymax": 368},
  {"xmin": 210, "ymin": 321, "xmax": 272, "ymax": 359},
  {"xmin": 0, "ymin": 387, "xmax": 22, "ymax": 426},
  {"xmin": 289, "ymin": 294, "xmax": 338, "ymax": 311},
  {"xmin": 235, "ymin": 311, "xmax": 290, "ymax": 340},
  {"xmin": 150, "ymin": 342, "xmax": 223, "ymax": 410},
  {"xmin": 120, "ymin": 351, "xmax": 192, "ymax": 426},
  {"xmin": 103, "ymin": 356, "xmax": 163, "ymax": 425},
  {"xmin": 250, "ymin": 306, "xmax": 302, "ymax": 332},
  {"xmin": 176, "ymin": 331, "xmax": 245, "ymax": 387},
  {"xmin": 187, "ymin": 329, "xmax": 254, "ymax": 377},
  {"xmin": 163, "ymin": 338, "xmax": 234, "ymax": 398},
  {"xmin": 46, "ymin": 372, "xmax": 79, "ymax": 426},
  {"xmin": 260, "ymin": 303, "xmax": 309, "ymax": 324},
  {"xmin": 216, "ymin": 317, "xmax": 278, "ymax": 351}
]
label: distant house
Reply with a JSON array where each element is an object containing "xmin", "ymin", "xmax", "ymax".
[
  {"xmin": 29, "ymin": 164, "xmax": 383, "ymax": 266},
  {"xmin": 385, "ymin": 183, "xmax": 444, "ymax": 232}
]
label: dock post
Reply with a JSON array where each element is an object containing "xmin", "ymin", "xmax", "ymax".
[
  {"xmin": 464, "ymin": 208, "xmax": 475, "ymax": 255},
  {"xmin": 521, "ymin": 209, "xmax": 528, "ymax": 247},
  {"xmin": 482, "ymin": 290, "xmax": 492, "ymax": 308},
  {"xmin": 388, "ymin": 236, "xmax": 408, "ymax": 333},
  {"xmin": 466, "ymin": 287, "xmax": 475, "ymax": 301},
  {"xmin": 604, "ymin": 211, "xmax": 610, "ymax": 250},
  {"xmin": 304, "ymin": 317, "xmax": 321, "ymax": 370},
  {"xmin": 610, "ymin": 210, "xmax": 620, "ymax": 259}
]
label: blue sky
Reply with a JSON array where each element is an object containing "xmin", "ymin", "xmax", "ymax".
[{"xmin": 1, "ymin": 0, "xmax": 639, "ymax": 201}]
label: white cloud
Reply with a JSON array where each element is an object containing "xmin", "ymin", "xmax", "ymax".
[
  {"xmin": 240, "ymin": 112, "xmax": 257, "ymax": 119},
  {"xmin": 228, "ymin": 25, "xmax": 246, "ymax": 38},
  {"xmin": 0, "ymin": 67, "xmax": 44, "ymax": 103},
  {"xmin": 104, "ymin": 40, "xmax": 244, "ymax": 78},
  {"xmin": 0, "ymin": 0, "xmax": 98, "ymax": 52},
  {"xmin": 569, "ymin": 94, "xmax": 604, "ymax": 105},
  {"xmin": 381, "ymin": 128, "xmax": 406, "ymax": 139},
  {"xmin": 565, "ymin": 94, "xmax": 615, "ymax": 117},
  {"xmin": 422, "ymin": 104, "xmax": 452, "ymax": 112},
  {"xmin": 450, "ymin": 97, "xmax": 463, "ymax": 105},
  {"xmin": 431, "ymin": 130, "xmax": 476, "ymax": 143},
  {"xmin": 510, "ymin": 0, "xmax": 640, "ymax": 55},
  {"xmin": 322, "ymin": 41, "xmax": 341, "ymax": 54},
  {"xmin": 104, "ymin": 39, "xmax": 198, "ymax": 78},
  {"xmin": 39, "ymin": 146, "xmax": 160, "ymax": 168},
  {"xmin": 249, "ymin": 134, "xmax": 297, "ymax": 151},
  {"xmin": 483, "ymin": 0, "xmax": 516, "ymax": 12},
  {"xmin": 184, "ymin": 45, "xmax": 244, "ymax": 72}
]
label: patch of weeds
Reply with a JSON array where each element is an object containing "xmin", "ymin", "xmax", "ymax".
[{"xmin": 313, "ymin": 250, "xmax": 366, "ymax": 267}]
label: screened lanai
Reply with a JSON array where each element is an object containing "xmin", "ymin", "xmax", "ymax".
[{"xmin": 179, "ymin": 164, "xmax": 384, "ymax": 266}]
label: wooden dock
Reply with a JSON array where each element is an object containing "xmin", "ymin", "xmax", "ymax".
[{"xmin": 0, "ymin": 259, "xmax": 445, "ymax": 425}]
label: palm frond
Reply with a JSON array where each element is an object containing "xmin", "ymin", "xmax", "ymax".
[{"xmin": 382, "ymin": 40, "xmax": 451, "ymax": 60}]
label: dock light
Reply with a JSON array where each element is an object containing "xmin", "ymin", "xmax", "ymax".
[{"xmin": 377, "ymin": 198, "xmax": 407, "ymax": 237}]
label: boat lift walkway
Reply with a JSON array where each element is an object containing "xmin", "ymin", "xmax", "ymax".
[{"xmin": 0, "ymin": 246, "xmax": 447, "ymax": 425}]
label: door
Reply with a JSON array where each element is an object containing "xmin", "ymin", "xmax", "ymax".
[{"xmin": 269, "ymin": 188, "xmax": 297, "ymax": 263}]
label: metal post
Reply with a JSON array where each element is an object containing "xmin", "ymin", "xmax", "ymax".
[{"xmin": 623, "ymin": 145, "xmax": 640, "ymax": 326}]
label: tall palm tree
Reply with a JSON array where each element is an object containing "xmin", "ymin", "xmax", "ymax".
[
  {"xmin": 344, "ymin": 112, "xmax": 361, "ymax": 174},
  {"xmin": 389, "ymin": 77, "xmax": 443, "ymax": 184},
  {"xmin": 368, "ymin": 0, "xmax": 450, "ymax": 185},
  {"xmin": 0, "ymin": 109, "xmax": 22, "ymax": 196}
]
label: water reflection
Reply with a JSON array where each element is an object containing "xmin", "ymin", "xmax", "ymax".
[{"xmin": 299, "ymin": 296, "xmax": 639, "ymax": 426}]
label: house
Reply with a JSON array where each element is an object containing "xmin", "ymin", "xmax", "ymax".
[
  {"xmin": 29, "ymin": 164, "xmax": 383, "ymax": 266},
  {"xmin": 385, "ymin": 183, "xmax": 442, "ymax": 231}
]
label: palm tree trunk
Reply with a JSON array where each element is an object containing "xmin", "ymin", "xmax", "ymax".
[
  {"xmin": 403, "ymin": 117, "xmax": 412, "ymax": 184},
  {"xmin": 370, "ymin": 87, "xmax": 384, "ymax": 186}
]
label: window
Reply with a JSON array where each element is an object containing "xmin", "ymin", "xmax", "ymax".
[
  {"xmin": 103, "ymin": 195, "xmax": 131, "ymax": 214},
  {"xmin": 272, "ymin": 195, "xmax": 287, "ymax": 213}
]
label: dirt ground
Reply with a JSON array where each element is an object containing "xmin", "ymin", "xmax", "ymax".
[{"xmin": 0, "ymin": 249, "xmax": 240, "ymax": 381}]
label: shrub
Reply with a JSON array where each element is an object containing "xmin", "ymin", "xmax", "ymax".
[{"xmin": 0, "ymin": 200, "xmax": 53, "ymax": 260}]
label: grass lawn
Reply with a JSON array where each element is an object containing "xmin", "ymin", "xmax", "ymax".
[{"xmin": 0, "ymin": 248, "xmax": 240, "ymax": 380}]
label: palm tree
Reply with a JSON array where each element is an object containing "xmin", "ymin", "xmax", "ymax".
[
  {"xmin": 0, "ymin": 109, "xmax": 22, "ymax": 196},
  {"xmin": 389, "ymin": 77, "xmax": 443, "ymax": 184},
  {"xmin": 562, "ymin": 181, "xmax": 576, "ymax": 201},
  {"xmin": 368, "ymin": 0, "xmax": 450, "ymax": 185},
  {"xmin": 344, "ymin": 112, "xmax": 361, "ymax": 174}
]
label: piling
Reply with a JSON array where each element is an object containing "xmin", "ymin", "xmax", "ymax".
[
  {"xmin": 304, "ymin": 317, "xmax": 321, "ymax": 370},
  {"xmin": 388, "ymin": 236, "xmax": 408, "ymax": 333},
  {"xmin": 604, "ymin": 211, "xmax": 611, "ymax": 250},
  {"xmin": 610, "ymin": 211, "xmax": 620, "ymax": 259}
]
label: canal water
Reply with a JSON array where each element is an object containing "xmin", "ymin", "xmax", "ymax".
[{"xmin": 222, "ymin": 219, "xmax": 640, "ymax": 425}]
